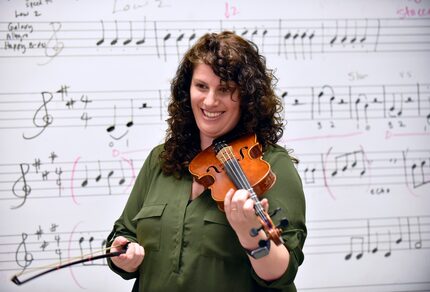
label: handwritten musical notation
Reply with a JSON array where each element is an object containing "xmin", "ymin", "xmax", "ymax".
[
  {"xmin": 1, "ymin": 18, "xmax": 429, "ymax": 61},
  {"xmin": 0, "ymin": 223, "xmax": 112, "ymax": 276},
  {"xmin": 296, "ymin": 147, "xmax": 429, "ymax": 198},
  {"xmin": 1, "ymin": 215, "xmax": 428, "ymax": 277},
  {"xmin": 0, "ymin": 85, "xmax": 168, "ymax": 141},
  {"xmin": 0, "ymin": 83, "xmax": 428, "ymax": 141},
  {"xmin": 281, "ymin": 83, "xmax": 430, "ymax": 132},
  {"xmin": 305, "ymin": 215, "xmax": 429, "ymax": 261},
  {"xmin": 2, "ymin": 150, "xmax": 146, "ymax": 209},
  {"xmin": 1, "ymin": 147, "xmax": 428, "ymax": 208}
]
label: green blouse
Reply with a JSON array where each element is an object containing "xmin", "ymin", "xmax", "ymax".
[{"xmin": 107, "ymin": 143, "xmax": 306, "ymax": 292}]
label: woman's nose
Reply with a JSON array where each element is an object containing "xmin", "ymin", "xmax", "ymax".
[{"xmin": 203, "ymin": 90, "xmax": 218, "ymax": 106}]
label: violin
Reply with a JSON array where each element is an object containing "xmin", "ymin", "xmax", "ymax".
[{"xmin": 189, "ymin": 133, "xmax": 288, "ymax": 246}]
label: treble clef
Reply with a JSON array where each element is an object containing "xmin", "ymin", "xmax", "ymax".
[
  {"xmin": 40, "ymin": 21, "xmax": 64, "ymax": 65},
  {"xmin": 23, "ymin": 91, "xmax": 54, "ymax": 140},
  {"xmin": 11, "ymin": 163, "xmax": 32, "ymax": 209},
  {"xmin": 15, "ymin": 233, "xmax": 34, "ymax": 271}
]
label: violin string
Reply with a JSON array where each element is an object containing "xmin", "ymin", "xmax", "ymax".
[
  {"xmin": 220, "ymin": 144, "xmax": 268, "ymax": 223},
  {"xmin": 13, "ymin": 242, "xmax": 125, "ymax": 278},
  {"xmin": 224, "ymin": 146, "xmax": 269, "ymax": 224},
  {"xmin": 219, "ymin": 145, "xmax": 248, "ymax": 189}
]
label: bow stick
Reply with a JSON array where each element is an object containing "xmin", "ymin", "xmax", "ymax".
[{"xmin": 11, "ymin": 242, "xmax": 130, "ymax": 285}]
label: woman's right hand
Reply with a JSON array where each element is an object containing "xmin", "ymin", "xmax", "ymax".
[{"xmin": 110, "ymin": 236, "xmax": 145, "ymax": 273}]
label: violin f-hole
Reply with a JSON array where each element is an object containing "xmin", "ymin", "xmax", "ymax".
[
  {"xmin": 206, "ymin": 165, "xmax": 221, "ymax": 174},
  {"xmin": 238, "ymin": 146, "xmax": 248, "ymax": 160}
]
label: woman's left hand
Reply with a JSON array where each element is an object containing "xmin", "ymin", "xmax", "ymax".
[{"xmin": 224, "ymin": 188, "xmax": 269, "ymax": 249}]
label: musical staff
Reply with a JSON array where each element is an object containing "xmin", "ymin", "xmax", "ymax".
[
  {"xmin": 1, "ymin": 151, "xmax": 147, "ymax": 208},
  {"xmin": 282, "ymin": 83, "xmax": 430, "ymax": 131},
  {"xmin": 1, "ymin": 147, "xmax": 428, "ymax": 207},
  {"xmin": 306, "ymin": 215, "xmax": 429, "ymax": 260},
  {"xmin": 1, "ymin": 18, "xmax": 429, "ymax": 61},
  {"xmin": 0, "ymin": 83, "xmax": 428, "ymax": 140},
  {"xmin": 1, "ymin": 215, "xmax": 428, "ymax": 274},
  {"xmin": 0, "ymin": 85, "xmax": 168, "ymax": 140},
  {"xmin": 1, "ymin": 1, "xmax": 429, "ymax": 291},
  {"xmin": 0, "ymin": 223, "xmax": 111, "ymax": 274},
  {"xmin": 296, "ymin": 148, "xmax": 430, "ymax": 196}
]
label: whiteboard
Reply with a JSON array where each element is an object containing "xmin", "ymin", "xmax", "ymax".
[{"xmin": 1, "ymin": 0, "xmax": 429, "ymax": 291}]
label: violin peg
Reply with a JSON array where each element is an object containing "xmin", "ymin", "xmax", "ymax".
[
  {"xmin": 269, "ymin": 207, "xmax": 282, "ymax": 217},
  {"xmin": 258, "ymin": 239, "xmax": 269, "ymax": 248},
  {"xmin": 250, "ymin": 226, "xmax": 263, "ymax": 237},
  {"xmin": 277, "ymin": 218, "xmax": 289, "ymax": 229}
]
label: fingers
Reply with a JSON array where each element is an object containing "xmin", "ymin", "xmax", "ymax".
[
  {"xmin": 224, "ymin": 189, "xmax": 259, "ymax": 222},
  {"xmin": 110, "ymin": 237, "xmax": 144, "ymax": 273},
  {"xmin": 261, "ymin": 198, "xmax": 269, "ymax": 213},
  {"xmin": 223, "ymin": 188, "xmax": 235, "ymax": 213},
  {"xmin": 111, "ymin": 236, "xmax": 129, "ymax": 252}
]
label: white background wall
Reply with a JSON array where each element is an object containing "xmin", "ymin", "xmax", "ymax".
[{"xmin": 0, "ymin": 0, "xmax": 429, "ymax": 291}]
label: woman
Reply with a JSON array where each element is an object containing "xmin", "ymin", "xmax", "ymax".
[{"xmin": 107, "ymin": 31, "xmax": 306, "ymax": 291}]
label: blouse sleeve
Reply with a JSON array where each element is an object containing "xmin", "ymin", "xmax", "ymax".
[
  {"xmin": 106, "ymin": 146, "xmax": 161, "ymax": 280},
  {"xmin": 251, "ymin": 145, "xmax": 307, "ymax": 289}
]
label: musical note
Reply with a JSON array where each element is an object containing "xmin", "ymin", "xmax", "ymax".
[
  {"xmin": 304, "ymin": 167, "xmax": 316, "ymax": 184},
  {"xmin": 136, "ymin": 17, "xmax": 146, "ymax": 45},
  {"xmin": 123, "ymin": 21, "xmax": 133, "ymax": 45},
  {"xmin": 81, "ymin": 165, "xmax": 88, "ymax": 187},
  {"xmin": 261, "ymin": 28, "xmax": 268, "ymax": 53},
  {"xmin": 162, "ymin": 31, "xmax": 171, "ymax": 61},
  {"xmin": 331, "ymin": 150, "xmax": 367, "ymax": 178},
  {"xmin": 330, "ymin": 20, "xmax": 338, "ymax": 46},
  {"xmin": 111, "ymin": 20, "xmax": 119, "ymax": 45},
  {"xmin": 176, "ymin": 31, "xmax": 185, "ymax": 59},
  {"xmin": 292, "ymin": 31, "xmax": 299, "ymax": 60},
  {"xmin": 413, "ymin": 217, "xmax": 423, "ymax": 249},
  {"xmin": 340, "ymin": 19, "xmax": 348, "ymax": 46},
  {"xmin": 96, "ymin": 20, "xmax": 105, "ymax": 46},
  {"xmin": 412, "ymin": 157, "xmax": 430, "ymax": 188},
  {"xmin": 106, "ymin": 104, "xmax": 130, "ymax": 140},
  {"xmin": 79, "ymin": 236, "xmax": 96, "ymax": 265},
  {"xmin": 345, "ymin": 236, "xmax": 364, "ymax": 260},
  {"xmin": 384, "ymin": 231, "xmax": 392, "ymax": 257},
  {"xmin": 95, "ymin": 160, "xmax": 102, "ymax": 182},
  {"xmin": 126, "ymin": 99, "xmax": 134, "ymax": 128},
  {"xmin": 119, "ymin": 161, "xmax": 126, "ymax": 185},
  {"xmin": 360, "ymin": 18, "xmax": 368, "ymax": 44},
  {"xmin": 107, "ymin": 169, "xmax": 114, "ymax": 195},
  {"xmin": 396, "ymin": 217, "xmax": 403, "ymax": 244},
  {"xmin": 188, "ymin": 30, "xmax": 196, "ymax": 46},
  {"xmin": 370, "ymin": 232, "xmax": 379, "ymax": 254},
  {"xmin": 315, "ymin": 85, "xmax": 336, "ymax": 119},
  {"xmin": 283, "ymin": 31, "xmax": 291, "ymax": 59}
]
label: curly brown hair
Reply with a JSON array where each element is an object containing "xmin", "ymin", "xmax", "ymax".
[{"xmin": 160, "ymin": 31, "xmax": 284, "ymax": 177}]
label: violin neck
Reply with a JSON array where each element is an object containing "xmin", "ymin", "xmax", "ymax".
[{"xmin": 249, "ymin": 189, "xmax": 266, "ymax": 215}]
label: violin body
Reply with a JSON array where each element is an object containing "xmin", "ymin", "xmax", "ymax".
[
  {"xmin": 189, "ymin": 133, "xmax": 287, "ymax": 246},
  {"xmin": 189, "ymin": 134, "xmax": 276, "ymax": 210}
]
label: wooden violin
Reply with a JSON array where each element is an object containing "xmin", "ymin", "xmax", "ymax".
[{"xmin": 189, "ymin": 133, "xmax": 288, "ymax": 246}]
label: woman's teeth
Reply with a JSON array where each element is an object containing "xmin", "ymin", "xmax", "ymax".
[{"xmin": 203, "ymin": 110, "xmax": 222, "ymax": 118}]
